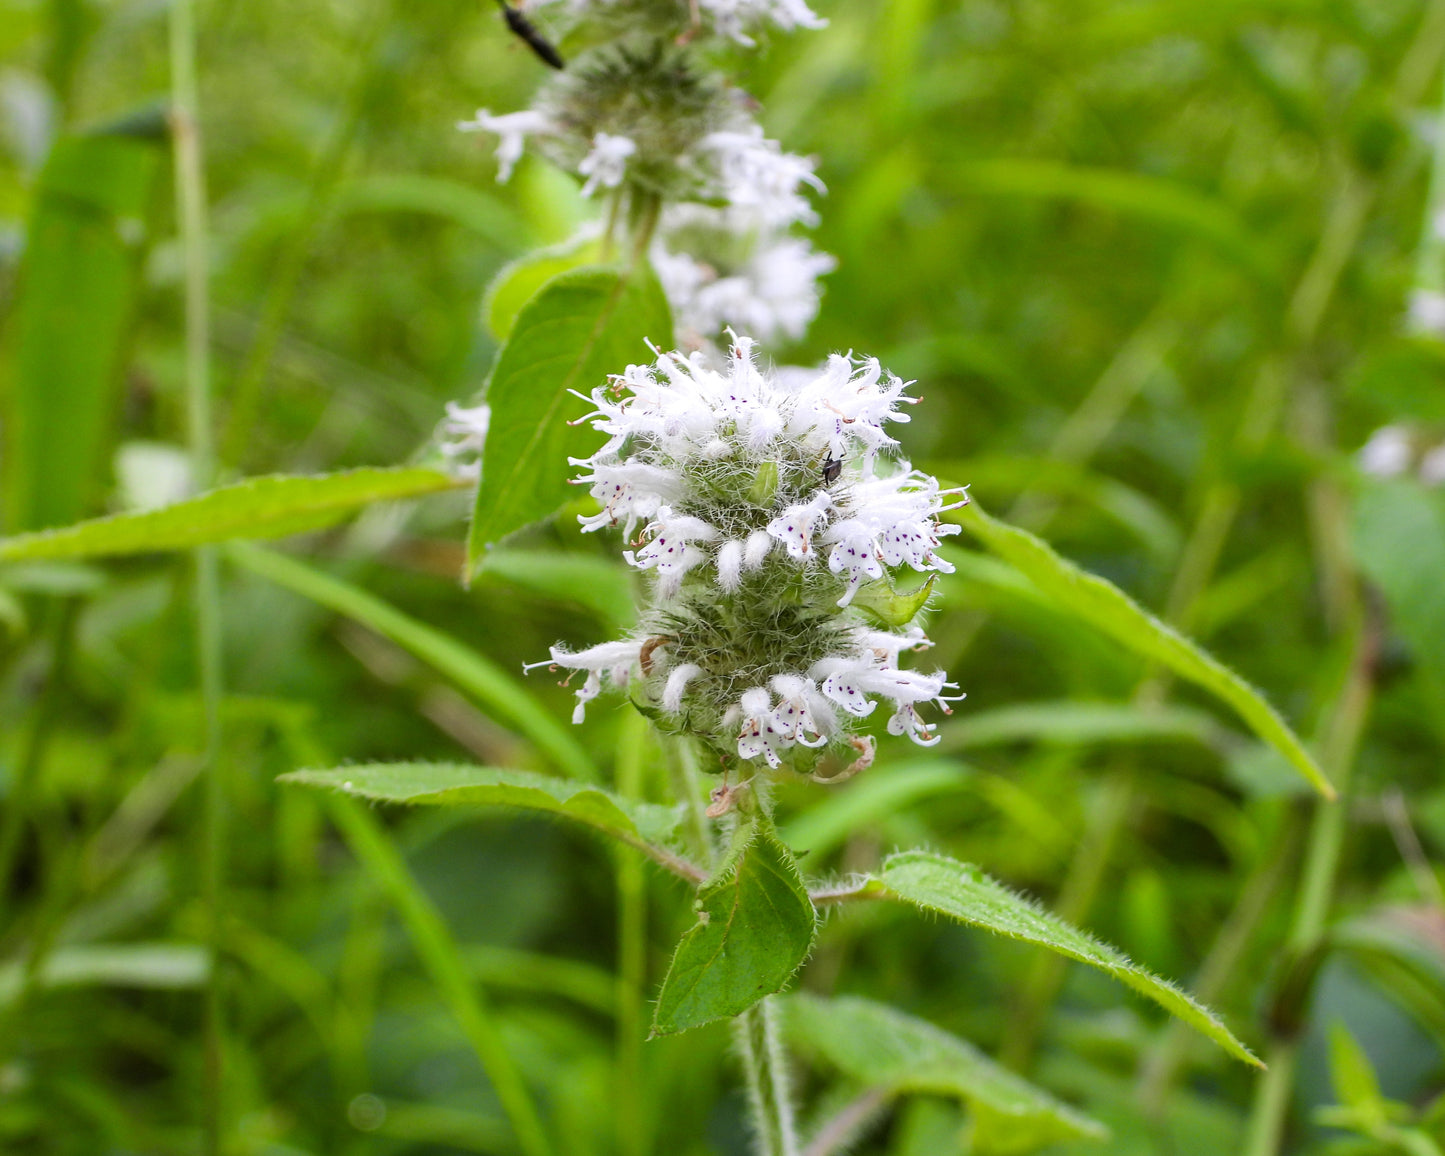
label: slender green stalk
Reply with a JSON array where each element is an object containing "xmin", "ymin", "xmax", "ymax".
[
  {"xmin": 736, "ymin": 997, "xmax": 800, "ymax": 1156},
  {"xmin": 614, "ymin": 712, "xmax": 649, "ymax": 1156},
  {"xmin": 329, "ymin": 796, "xmax": 554, "ymax": 1156},
  {"xmin": 168, "ymin": 1, "xmax": 225, "ymax": 1150}
]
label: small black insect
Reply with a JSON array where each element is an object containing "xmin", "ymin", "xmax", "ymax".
[
  {"xmin": 821, "ymin": 455, "xmax": 843, "ymax": 485},
  {"xmin": 495, "ymin": 0, "xmax": 565, "ymax": 70}
]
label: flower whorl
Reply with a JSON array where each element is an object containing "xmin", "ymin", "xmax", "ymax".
[{"xmin": 531, "ymin": 336, "xmax": 967, "ymax": 772}]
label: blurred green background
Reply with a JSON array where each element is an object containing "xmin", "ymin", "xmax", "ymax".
[{"xmin": 2, "ymin": 0, "xmax": 1445, "ymax": 1152}]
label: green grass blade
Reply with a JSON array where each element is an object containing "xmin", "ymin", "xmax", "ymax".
[
  {"xmin": 0, "ymin": 468, "xmax": 460, "ymax": 563},
  {"xmin": 1, "ymin": 117, "xmax": 166, "ymax": 532},
  {"xmin": 326, "ymin": 796, "xmax": 554, "ymax": 1156},
  {"xmin": 229, "ymin": 544, "xmax": 597, "ymax": 781},
  {"xmin": 784, "ymin": 992, "xmax": 1109, "ymax": 1148},
  {"xmin": 955, "ymin": 501, "xmax": 1333, "ymax": 798}
]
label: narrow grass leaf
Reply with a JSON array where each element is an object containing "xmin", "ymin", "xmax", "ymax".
[
  {"xmin": 0, "ymin": 468, "xmax": 459, "ymax": 562},
  {"xmin": 2, "ymin": 117, "xmax": 166, "ymax": 532},
  {"xmin": 652, "ymin": 823, "xmax": 816, "ymax": 1035},
  {"xmin": 0, "ymin": 943, "xmax": 209, "ymax": 1004},
  {"xmin": 939, "ymin": 701, "xmax": 1227, "ymax": 752},
  {"xmin": 955, "ymin": 501, "xmax": 1332, "ymax": 797},
  {"xmin": 468, "ymin": 263, "xmax": 672, "ymax": 567},
  {"xmin": 230, "ymin": 544, "xmax": 597, "ymax": 782},
  {"xmin": 784, "ymin": 992, "xmax": 1108, "ymax": 1152},
  {"xmin": 327, "ymin": 796, "xmax": 553, "ymax": 1156},
  {"xmin": 876, "ymin": 850, "xmax": 1261, "ymax": 1067}
]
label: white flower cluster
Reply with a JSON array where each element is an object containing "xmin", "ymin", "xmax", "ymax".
[
  {"xmin": 652, "ymin": 204, "xmax": 836, "ymax": 346},
  {"xmin": 437, "ymin": 402, "xmax": 492, "ymax": 480},
  {"xmin": 1359, "ymin": 424, "xmax": 1445, "ymax": 486},
  {"xmin": 530, "ymin": 0, "xmax": 826, "ymax": 46},
  {"xmin": 528, "ymin": 337, "xmax": 967, "ymax": 769},
  {"xmin": 458, "ymin": 0, "xmax": 834, "ymax": 349}
]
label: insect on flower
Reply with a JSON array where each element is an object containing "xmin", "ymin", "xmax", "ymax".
[{"xmin": 494, "ymin": 0, "xmax": 565, "ymax": 70}]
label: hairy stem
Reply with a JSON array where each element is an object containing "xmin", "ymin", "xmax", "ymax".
[
  {"xmin": 615, "ymin": 712, "xmax": 649, "ymax": 1156},
  {"xmin": 737, "ymin": 997, "xmax": 800, "ymax": 1156}
]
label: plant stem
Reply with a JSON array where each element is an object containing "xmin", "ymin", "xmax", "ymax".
[
  {"xmin": 615, "ymin": 712, "xmax": 648, "ymax": 1156},
  {"xmin": 1242, "ymin": 613, "xmax": 1377, "ymax": 1156},
  {"xmin": 168, "ymin": 1, "xmax": 225, "ymax": 1150},
  {"xmin": 736, "ymin": 997, "xmax": 800, "ymax": 1156}
]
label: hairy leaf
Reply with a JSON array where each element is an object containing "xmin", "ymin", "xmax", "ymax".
[
  {"xmin": 281, "ymin": 762, "xmax": 679, "ymax": 848},
  {"xmin": 784, "ymin": 993, "xmax": 1107, "ymax": 1152},
  {"xmin": 484, "ymin": 235, "xmax": 604, "ymax": 340},
  {"xmin": 468, "ymin": 264, "xmax": 672, "ymax": 566},
  {"xmin": 652, "ymin": 823, "xmax": 816, "ymax": 1035},
  {"xmin": 872, "ymin": 850, "xmax": 1260, "ymax": 1067},
  {"xmin": 0, "ymin": 468, "xmax": 459, "ymax": 563},
  {"xmin": 955, "ymin": 501, "xmax": 1332, "ymax": 797}
]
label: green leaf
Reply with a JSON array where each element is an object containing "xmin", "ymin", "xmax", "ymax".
[
  {"xmin": 954, "ymin": 500, "xmax": 1332, "ymax": 798},
  {"xmin": 939, "ymin": 701, "xmax": 1227, "ymax": 752},
  {"xmin": 476, "ymin": 549, "xmax": 636, "ymax": 629},
  {"xmin": 852, "ymin": 574, "xmax": 937, "ymax": 629},
  {"xmin": 1, "ymin": 119, "xmax": 165, "ymax": 532},
  {"xmin": 783, "ymin": 993, "xmax": 1108, "ymax": 1153},
  {"xmin": 1328, "ymin": 1021, "xmax": 1385, "ymax": 1121},
  {"xmin": 0, "ymin": 468, "xmax": 459, "ymax": 563},
  {"xmin": 280, "ymin": 762, "xmax": 681, "ymax": 851},
  {"xmin": 781, "ymin": 759, "xmax": 973, "ymax": 860},
  {"xmin": 0, "ymin": 943, "xmax": 209, "ymax": 1005},
  {"xmin": 468, "ymin": 263, "xmax": 673, "ymax": 568},
  {"xmin": 652, "ymin": 821, "xmax": 816, "ymax": 1035},
  {"xmin": 334, "ymin": 172, "xmax": 535, "ymax": 254},
  {"xmin": 1352, "ymin": 480, "xmax": 1445, "ymax": 706},
  {"xmin": 229, "ymin": 544, "xmax": 598, "ymax": 783},
  {"xmin": 873, "ymin": 849, "xmax": 1261, "ymax": 1067},
  {"xmin": 484, "ymin": 235, "xmax": 604, "ymax": 340}
]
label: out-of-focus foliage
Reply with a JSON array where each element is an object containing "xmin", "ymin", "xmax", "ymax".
[{"xmin": 1, "ymin": 0, "xmax": 1444, "ymax": 1153}]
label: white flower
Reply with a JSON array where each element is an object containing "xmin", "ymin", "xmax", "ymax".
[
  {"xmin": 1409, "ymin": 289, "xmax": 1445, "ymax": 336},
  {"xmin": 437, "ymin": 402, "xmax": 492, "ymax": 480},
  {"xmin": 1358, "ymin": 425, "xmax": 1412, "ymax": 478},
  {"xmin": 823, "ymin": 469, "xmax": 967, "ymax": 605},
  {"xmin": 653, "ymin": 230, "xmax": 836, "ymax": 345},
  {"xmin": 699, "ymin": 0, "xmax": 826, "ymax": 43},
  {"xmin": 702, "ymin": 126, "xmax": 824, "ymax": 227},
  {"xmin": 524, "ymin": 638, "xmax": 642, "ymax": 723},
  {"xmin": 577, "ymin": 131, "xmax": 637, "ymax": 196},
  {"xmin": 458, "ymin": 109, "xmax": 553, "ymax": 182}
]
